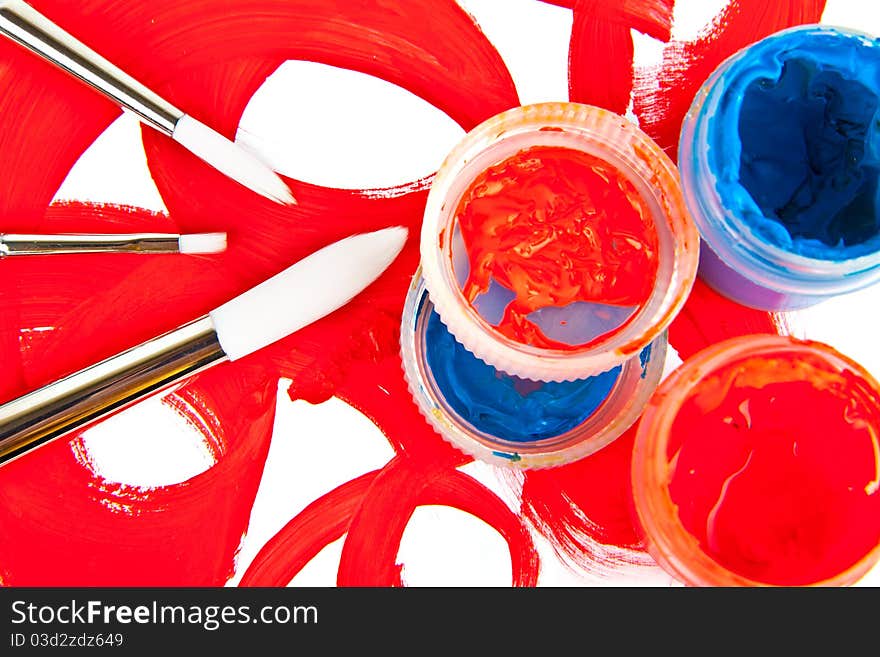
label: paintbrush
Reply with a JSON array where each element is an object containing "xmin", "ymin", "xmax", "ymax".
[
  {"xmin": 0, "ymin": 232, "xmax": 227, "ymax": 256},
  {"xmin": 0, "ymin": 0, "xmax": 295, "ymax": 205},
  {"xmin": 0, "ymin": 225, "xmax": 408, "ymax": 467}
]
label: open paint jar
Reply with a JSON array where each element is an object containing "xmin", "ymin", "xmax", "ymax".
[
  {"xmin": 401, "ymin": 272, "xmax": 667, "ymax": 469},
  {"xmin": 632, "ymin": 334, "xmax": 880, "ymax": 586},
  {"xmin": 421, "ymin": 102, "xmax": 698, "ymax": 382},
  {"xmin": 679, "ymin": 25, "xmax": 880, "ymax": 311}
]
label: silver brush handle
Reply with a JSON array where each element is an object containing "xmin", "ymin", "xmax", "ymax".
[
  {"xmin": 0, "ymin": 316, "xmax": 226, "ymax": 467},
  {"xmin": 0, "ymin": 233, "xmax": 181, "ymax": 256},
  {"xmin": 0, "ymin": 0, "xmax": 183, "ymax": 135}
]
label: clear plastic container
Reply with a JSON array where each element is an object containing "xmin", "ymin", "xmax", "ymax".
[
  {"xmin": 679, "ymin": 25, "xmax": 880, "ymax": 311},
  {"xmin": 402, "ymin": 272, "xmax": 667, "ymax": 469},
  {"xmin": 632, "ymin": 334, "xmax": 880, "ymax": 586},
  {"xmin": 420, "ymin": 102, "xmax": 699, "ymax": 382}
]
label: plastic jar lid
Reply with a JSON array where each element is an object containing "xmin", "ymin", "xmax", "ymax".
[
  {"xmin": 420, "ymin": 102, "xmax": 699, "ymax": 382},
  {"xmin": 401, "ymin": 271, "xmax": 668, "ymax": 469}
]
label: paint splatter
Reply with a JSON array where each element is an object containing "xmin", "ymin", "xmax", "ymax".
[
  {"xmin": 0, "ymin": 0, "xmax": 822, "ymax": 586},
  {"xmin": 569, "ymin": 0, "xmax": 674, "ymax": 114}
]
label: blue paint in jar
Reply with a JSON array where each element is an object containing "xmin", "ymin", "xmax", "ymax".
[
  {"xmin": 424, "ymin": 309, "xmax": 620, "ymax": 442},
  {"xmin": 400, "ymin": 275, "xmax": 668, "ymax": 468},
  {"xmin": 679, "ymin": 25, "xmax": 880, "ymax": 311}
]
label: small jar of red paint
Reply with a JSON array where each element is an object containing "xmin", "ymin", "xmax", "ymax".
[
  {"xmin": 679, "ymin": 25, "xmax": 880, "ymax": 311},
  {"xmin": 421, "ymin": 102, "xmax": 699, "ymax": 382},
  {"xmin": 632, "ymin": 334, "xmax": 880, "ymax": 586}
]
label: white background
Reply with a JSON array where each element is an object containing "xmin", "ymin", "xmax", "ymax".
[{"xmin": 53, "ymin": 0, "xmax": 880, "ymax": 586}]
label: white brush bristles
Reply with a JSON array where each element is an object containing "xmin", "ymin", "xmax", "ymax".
[
  {"xmin": 209, "ymin": 226, "xmax": 408, "ymax": 361},
  {"xmin": 172, "ymin": 114, "xmax": 296, "ymax": 205},
  {"xmin": 177, "ymin": 232, "xmax": 228, "ymax": 254}
]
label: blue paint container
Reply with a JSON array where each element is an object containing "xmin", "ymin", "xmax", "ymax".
[
  {"xmin": 679, "ymin": 25, "xmax": 880, "ymax": 311},
  {"xmin": 401, "ymin": 272, "xmax": 667, "ymax": 468}
]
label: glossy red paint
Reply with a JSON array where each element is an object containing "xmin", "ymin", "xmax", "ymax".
[
  {"xmin": 667, "ymin": 349, "xmax": 880, "ymax": 585},
  {"xmin": 455, "ymin": 145, "xmax": 659, "ymax": 350}
]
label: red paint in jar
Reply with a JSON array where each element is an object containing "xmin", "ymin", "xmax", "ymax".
[{"xmin": 454, "ymin": 145, "xmax": 659, "ymax": 350}]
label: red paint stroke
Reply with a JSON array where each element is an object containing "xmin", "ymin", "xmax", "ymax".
[
  {"xmin": 0, "ymin": 360, "xmax": 278, "ymax": 586},
  {"xmin": 335, "ymin": 356, "xmax": 470, "ymax": 468},
  {"xmin": 668, "ymin": 348, "xmax": 880, "ymax": 585},
  {"xmin": 538, "ymin": 0, "xmax": 577, "ymax": 8},
  {"xmin": 337, "ymin": 456, "xmax": 540, "ymax": 587},
  {"xmin": 456, "ymin": 145, "xmax": 659, "ymax": 350},
  {"xmin": 668, "ymin": 279, "xmax": 786, "ymax": 361},
  {"xmin": 521, "ymin": 424, "xmax": 644, "ymax": 566},
  {"xmin": 568, "ymin": 0, "xmax": 674, "ymax": 114},
  {"xmin": 240, "ymin": 471, "xmax": 379, "ymax": 587},
  {"xmin": 633, "ymin": 0, "xmax": 828, "ymax": 158},
  {"xmin": 242, "ymin": 457, "xmax": 542, "ymax": 588},
  {"xmin": 0, "ymin": 0, "xmax": 518, "ymax": 586},
  {"xmin": 543, "ymin": 0, "xmax": 673, "ymax": 38}
]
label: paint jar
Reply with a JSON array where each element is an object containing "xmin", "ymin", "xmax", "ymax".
[
  {"xmin": 421, "ymin": 102, "xmax": 698, "ymax": 382},
  {"xmin": 401, "ymin": 272, "xmax": 667, "ymax": 469},
  {"xmin": 632, "ymin": 334, "xmax": 880, "ymax": 586},
  {"xmin": 679, "ymin": 25, "xmax": 880, "ymax": 311}
]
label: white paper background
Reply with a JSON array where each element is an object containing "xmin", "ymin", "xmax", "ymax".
[{"xmin": 53, "ymin": 0, "xmax": 880, "ymax": 586}]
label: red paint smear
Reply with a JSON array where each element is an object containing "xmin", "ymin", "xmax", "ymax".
[
  {"xmin": 633, "ymin": 0, "xmax": 828, "ymax": 158},
  {"xmin": 668, "ymin": 350, "xmax": 880, "ymax": 585},
  {"xmin": 239, "ymin": 471, "xmax": 379, "ymax": 587},
  {"xmin": 0, "ymin": 0, "xmax": 523, "ymax": 586},
  {"xmin": 568, "ymin": 1, "xmax": 673, "ymax": 114},
  {"xmin": 539, "ymin": 0, "xmax": 577, "ymax": 8},
  {"xmin": 521, "ymin": 424, "xmax": 644, "ymax": 567},
  {"xmin": 668, "ymin": 279, "xmax": 785, "ymax": 361},
  {"xmin": 569, "ymin": 14, "xmax": 634, "ymax": 114},
  {"xmin": 335, "ymin": 356, "xmax": 470, "ymax": 468},
  {"xmin": 456, "ymin": 145, "xmax": 658, "ymax": 350},
  {"xmin": 337, "ymin": 456, "xmax": 539, "ymax": 587},
  {"xmin": 0, "ymin": 369, "xmax": 277, "ymax": 586},
  {"xmin": 545, "ymin": 0, "xmax": 673, "ymax": 38}
]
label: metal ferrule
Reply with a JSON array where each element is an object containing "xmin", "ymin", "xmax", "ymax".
[
  {"xmin": 0, "ymin": 316, "xmax": 227, "ymax": 467},
  {"xmin": 0, "ymin": 0, "xmax": 183, "ymax": 135},
  {"xmin": 0, "ymin": 233, "xmax": 182, "ymax": 256}
]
